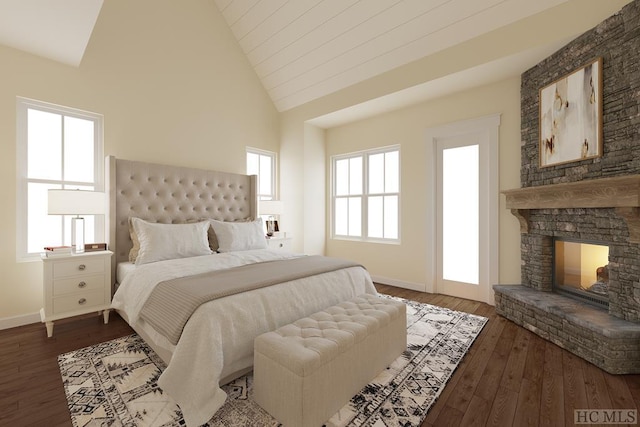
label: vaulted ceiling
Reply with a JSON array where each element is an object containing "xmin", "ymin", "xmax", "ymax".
[
  {"xmin": 213, "ymin": 0, "xmax": 571, "ymax": 111},
  {"xmin": 0, "ymin": 0, "xmax": 632, "ymax": 123}
]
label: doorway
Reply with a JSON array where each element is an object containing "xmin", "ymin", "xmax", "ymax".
[{"xmin": 425, "ymin": 115, "xmax": 499, "ymax": 304}]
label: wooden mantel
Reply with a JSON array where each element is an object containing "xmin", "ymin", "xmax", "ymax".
[{"xmin": 502, "ymin": 174, "xmax": 640, "ymax": 243}]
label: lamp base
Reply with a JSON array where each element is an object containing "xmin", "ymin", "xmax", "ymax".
[{"xmin": 72, "ymin": 216, "xmax": 85, "ymax": 253}]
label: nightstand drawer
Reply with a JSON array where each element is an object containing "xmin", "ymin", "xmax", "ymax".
[
  {"xmin": 53, "ymin": 258, "xmax": 105, "ymax": 278},
  {"xmin": 53, "ymin": 290, "xmax": 105, "ymax": 315},
  {"xmin": 266, "ymin": 237, "xmax": 292, "ymax": 251},
  {"xmin": 53, "ymin": 274, "xmax": 105, "ymax": 296}
]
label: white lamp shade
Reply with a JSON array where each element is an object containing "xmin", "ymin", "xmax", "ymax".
[
  {"xmin": 259, "ymin": 200, "xmax": 283, "ymax": 216},
  {"xmin": 48, "ymin": 189, "xmax": 105, "ymax": 215}
]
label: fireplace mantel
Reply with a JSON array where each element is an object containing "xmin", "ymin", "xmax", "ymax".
[{"xmin": 502, "ymin": 174, "xmax": 640, "ymax": 242}]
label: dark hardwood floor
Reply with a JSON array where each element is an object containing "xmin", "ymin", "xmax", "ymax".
[{"xmin": 1, "ymin": 284, "xmax": 639, "ymax": 427}]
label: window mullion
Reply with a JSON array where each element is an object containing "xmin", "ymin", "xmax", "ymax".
[
  {"xmin": 381, "ymin": 156, "xmax": 386, "ymax": 239},
  {"xmin": 60, "ymin": 114, "xmax": 66, "ymax": 244},
  {"xmin": 362, "ymin": 154, "xmax": 367, "ymax": 239},
  {"xmin": 346, "ymin": 160, "xmax": 350, "ymax": 236},
  {"xmin": 60, "ymin": 115, "xmax": 64, "ymax": 182},
  {"xmin": 271, "ymin": 154, "xmax": 276, "ymax": 200}
]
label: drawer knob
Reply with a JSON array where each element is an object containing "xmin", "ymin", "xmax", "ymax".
[
  {"xmin": 78, "ymin": 281, "xmax": 87, "ymax": 288},
  {"xmin": 78, "ymin": 298, "xmax": 87, "ymax": 305},
  {"xmin": 279, "ymin": 243, "xmax": 284, "ymax": 247},
  {"xmin": 78, "ymin": 264, "xmax": 86, "ymax": 271}
]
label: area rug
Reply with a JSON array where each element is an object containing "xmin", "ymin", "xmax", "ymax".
[{"xmin": 58, "ymin": 295, "xmax": 487, "ymax": 427}]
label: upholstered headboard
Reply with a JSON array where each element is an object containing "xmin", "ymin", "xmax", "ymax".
[{"xmin": 105, "ymin": 156, "xmax": 258, "ymax": 286}]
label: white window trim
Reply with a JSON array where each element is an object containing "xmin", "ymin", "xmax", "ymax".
[
  {"xmin": 16, "ymin": 97, "xmax": 104, "ymax": 262},
  {"xmin": 246, "ymin": 147, "xmax": 277, "ymax": 200},
  {"xmin": 331, "ymin": 145, "xmax": 401, "ymax": 244}
]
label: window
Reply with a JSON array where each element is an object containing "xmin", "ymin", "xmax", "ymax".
[
  {"xmin": 16, "ymin": 98, "xmax": 104, "ymax": 261},
  {"xmin": 246, "ymin": 148, "xmax": 276, "ymax": 201},
  {"xmin": 332, "ymin": 146, "xmax": 400, "ymax": 242}
]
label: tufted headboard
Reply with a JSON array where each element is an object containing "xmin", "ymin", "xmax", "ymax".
[{"xmin": 105, "ymin": 156, "xmax": 258, "ymax": 286}]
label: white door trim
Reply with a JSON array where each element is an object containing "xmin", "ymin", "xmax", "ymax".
[{"xmin": 424, "ymin": 114, "xmax": 500, "ymax": 305}]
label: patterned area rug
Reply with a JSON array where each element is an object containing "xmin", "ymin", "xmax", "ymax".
[{"xmin": 58, "ymin": 296, "xmax": 487, "ymax": 427}]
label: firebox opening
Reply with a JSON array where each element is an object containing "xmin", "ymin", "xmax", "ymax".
[{"xmin": 553, "ymin": 237, "xmax": 609, "ymax": 309}]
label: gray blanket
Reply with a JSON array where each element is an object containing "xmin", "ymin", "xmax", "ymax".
[{"xmin": 140, "ymin": 256, "xmax": 362, "ymax": 345}]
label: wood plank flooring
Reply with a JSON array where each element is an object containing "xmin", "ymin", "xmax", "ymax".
[{"xmin": 1, "ymin": 284, "xmax": 639, "ymax": 427}]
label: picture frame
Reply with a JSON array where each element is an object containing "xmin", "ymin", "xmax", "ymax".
[
  {"xmin": 539, "ymin": 57, "xmax": 603, "ymax": 168},
  {"xmin": 266, "ymin": 219, "xmax": 279, "ymax": 236}
]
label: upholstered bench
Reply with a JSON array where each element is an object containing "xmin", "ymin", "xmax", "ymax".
[{"xmin": 253, "ymin": 293, "xmax": 407, "ymax": 427}]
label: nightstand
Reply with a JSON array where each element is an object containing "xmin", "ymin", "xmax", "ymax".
[
  {"xmin": 266, "ymin": 236, "xmax": 292, "ymax": 251},
  {"xmin": 40, "ymin": 250, "xmax": 113, "ymax": 337}
]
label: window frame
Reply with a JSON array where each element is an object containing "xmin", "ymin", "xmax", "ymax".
[
  {"xmin": 16, "ymin": 97, "xmax": 104, "ymax": 262},
  {"xmin": 246, "ymin": 147, "xmax": 277, "ymax": 201},
  {"xmin": 331, "ymin": 145, "xmax": 400, "ymax": 244}
]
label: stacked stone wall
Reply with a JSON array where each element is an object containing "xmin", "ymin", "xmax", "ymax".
[
  {"xmin": 520, "ymin": 0, "xmax": 640, "ymax": 187},
  {"xmin": 518, "ymin": 0, "xmax": 640, "ymax": 322},
  {"xmin": 495, "ymin": 0, "xmax": 640, "ymax": 374}
]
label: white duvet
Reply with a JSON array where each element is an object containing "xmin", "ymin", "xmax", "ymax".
[{"xmin": 111, "ymin": 249, "xmax": 377, "ymax": 426}]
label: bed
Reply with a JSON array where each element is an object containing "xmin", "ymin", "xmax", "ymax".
[{"xmin": 105, "ymin": 156, "xmax": 377, "ymax": 426}]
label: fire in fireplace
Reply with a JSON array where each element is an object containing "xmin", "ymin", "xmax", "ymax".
[{"xmin": 553, "ymin": 237, "xmax": 610, "ymax": 308}]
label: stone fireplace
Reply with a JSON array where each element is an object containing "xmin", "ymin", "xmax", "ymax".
[
  {"xmin": 503, "ymin": 176, "xmax": 640, "ymax": 319},
  {"xmin": 495, "ymin": 176, "xmax": 640, "ymax": 374},
  {"xmin": 493, "ymin": 0, "xmax": 640, "ymax": 374}
]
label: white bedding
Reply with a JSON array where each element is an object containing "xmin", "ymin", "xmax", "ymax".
[
  {"xmin": 111, "ymin": 249, "xmax": 377, "ymax": 426},
  {"xmin": 116, "ymin": 261, "xmax": 136, "ymax": 284}
]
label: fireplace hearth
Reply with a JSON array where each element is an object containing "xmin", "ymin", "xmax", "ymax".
[
  {"xmin": 494, "ymin": 176, "xmax": 640, "ymax": 374},
  {"xmin": 501, "ymin": 175, "xmax": 640, "ymax": 322}
]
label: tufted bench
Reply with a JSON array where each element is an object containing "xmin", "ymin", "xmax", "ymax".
[{"xmin": 253, "ymin": 294, "xmax": 407, "ymax": 427}]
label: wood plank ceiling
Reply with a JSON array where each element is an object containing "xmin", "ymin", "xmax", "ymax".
[{"xmin": 214, "ymin": 0, "xmax": 569, "ymax": 112}]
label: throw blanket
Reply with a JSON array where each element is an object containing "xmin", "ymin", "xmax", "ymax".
[{"xmin": 140, "ymin": 256, "xmax": 361, "ymax": 345}]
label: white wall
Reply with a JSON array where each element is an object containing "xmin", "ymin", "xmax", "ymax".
[{"xmin": 0, "ymin": 0, "xmax": 279, "ymax": 325}]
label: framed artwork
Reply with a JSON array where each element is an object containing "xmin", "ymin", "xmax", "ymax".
[
  {"xmin": 539, "ymin": 57, "xmax": 603, "ymax": 168},
  {"xmin": 266, "ymin": 219, "xmax": 279, "ymax": 236}
]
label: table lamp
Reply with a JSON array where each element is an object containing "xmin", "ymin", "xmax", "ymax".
[{"xmin": 48, "ymin": 189, "xmax": 105, "ymax": 253}]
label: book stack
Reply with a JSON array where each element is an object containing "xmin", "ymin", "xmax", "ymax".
[{"xmin": 43, "ymin": 246, "xmax": 72, "ymax": 257}]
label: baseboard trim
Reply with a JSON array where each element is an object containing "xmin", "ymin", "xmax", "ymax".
[
  {"xmin": 0, "ymin": 312, "xmax": 40, "ymax": 331},
  {"xmin": 371, "ymin": 275, "xmax": 427, "ymax": 293}
]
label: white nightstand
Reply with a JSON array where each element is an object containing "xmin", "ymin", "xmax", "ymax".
[
  {"xmin": 40, "ymin": 250, "xmax": 113, "ymax": 337},
  {"xmin": 266, "ymin": 236, "xmax": 292, "ymax": 252}
]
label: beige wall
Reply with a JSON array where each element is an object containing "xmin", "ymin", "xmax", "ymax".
[
  {"xmin": 324, "ymin": 77, "xmax": 522, "ymax": 290},
  {"xmin": 303, "ymin": 123, "xmax": 326, "ymax": 255},
  {"xmin": 0, "ymin": 0, "xmax": 279, "ymax": 324},
  {"xmin": 279, "ymin": 113, "xmax": 327, "ymax": 256},
  {"xmin": 280, "ymin": 0, "xmax": 629, "ymax": 273},
  {"xmin": 2, "ymin": 0, "xmax": 630, "ymax": 324}
]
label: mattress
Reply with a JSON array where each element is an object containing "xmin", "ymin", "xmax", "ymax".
[{"xmin": 116, "ymin": 261, "xmax": 136, "ymax": 284}]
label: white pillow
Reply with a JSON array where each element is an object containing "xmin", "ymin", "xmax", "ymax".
[
  {"xmin": 209, "ymin": 218, "xmax": 267, "ymax": 252},
  {"xmin": 130, "ymin": 218, "xmax": 212, "ymax": 265}
]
